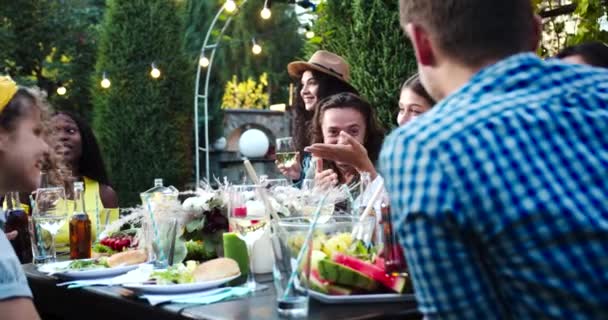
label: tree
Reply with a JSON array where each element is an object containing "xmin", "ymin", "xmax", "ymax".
[
  {"xmin": 0, "ymin": 0, "xmax": 104, "ymax": 118},
  {"xmin": 92, "ymin": 0, "xmax": 192, "ymax": 206},
  {"xmin": 307, "ymin": 1, "xmax": 416, "ymax": 129},
  {"xmin": 183, "ymin": 0, "xmax": 304, "ymax": 142},
  {"xmin": 535, "ymin": 0, "xmax": 608, "ymax": 56}
]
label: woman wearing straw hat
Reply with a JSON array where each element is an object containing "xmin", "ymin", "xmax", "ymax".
[{"xmin": 277, "ymin": 50, "xmax": 358, "ymax": 185}]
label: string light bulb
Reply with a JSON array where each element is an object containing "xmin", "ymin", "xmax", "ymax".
[
  {"xmin": 251, "ymin": 39, "xmax": 262, "ymax": 55},
  {"xmin": 101, "ymin": 72, "xmax": 111, "ymax": 89},
  {"xmin": 260, "ymin": 0, "xmax": 271, "ymax": 19},
  {"xmin": 305, "ymin": 30, "xmax": 315, "ymax": 39},
  {"xmin": 199, "ymin": 55, "xmax": 210, "ymax": 68},
  {"xmin": 56, "ymin": 86, "xmax": 67, "ymax": 96},
  {"xmin": 224, "ymin": 0, "xmax": 237, "ymax": 13},
  {"xmin": 150, "ymin": 63, "xmax": 161, "ymax": 79}
]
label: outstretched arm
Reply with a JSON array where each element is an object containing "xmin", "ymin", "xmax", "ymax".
[{"xmin": 305, "ymin": 132, "xmax": 377, "ymax": 178}]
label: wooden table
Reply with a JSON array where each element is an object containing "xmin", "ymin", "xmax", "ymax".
[{"xmin": 24, "ymin": 265, "xmax": 421, "ymax": 320}]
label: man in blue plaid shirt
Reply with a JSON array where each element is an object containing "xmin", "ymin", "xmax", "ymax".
[{"xmin": 380, "ymin": 1, "xmax": 608, "ymax": 318}]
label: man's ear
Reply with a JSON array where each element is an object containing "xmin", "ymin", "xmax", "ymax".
[{"xmin": 405, "ymin": 23, "xmax": 436, "ymax": 67}]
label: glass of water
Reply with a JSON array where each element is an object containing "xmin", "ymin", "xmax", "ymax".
[
  {"xmin": 271, "ymin": 217, "xmax": 315, "ymax": 318},
  {"xmin": 30, "ymin": 187, "xmax": 68, "ymax": 263}
]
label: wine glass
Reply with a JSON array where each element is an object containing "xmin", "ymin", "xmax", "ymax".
[
  {"xmin": 32, "ymin": 187, "xmax": 68, "ymax": 263},
  {"xmin": 228, "ymin": 184, "xmax": 269, "ymax": 292},
  {"xmin": 275, "ymin": 137, "xmax": 297, "ymax": 167}
]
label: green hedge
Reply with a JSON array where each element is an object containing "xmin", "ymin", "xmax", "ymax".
[
  {"xmin": 92, "ymin": 0, "xmax": 192, "ymax": 206},
  {"xmin": 307, "ymin": 1, "xmax": 417, "ymax": 129}
]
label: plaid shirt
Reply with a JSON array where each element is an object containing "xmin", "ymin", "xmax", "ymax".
[{"xmin": 380, "ymin": 53, "xmax": 608, "ymax": 319}]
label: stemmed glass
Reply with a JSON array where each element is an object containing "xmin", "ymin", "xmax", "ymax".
[
  {"xmin": 228, "ymin": 184, "xmax": 269, "ymax": 292},
  {"xmin": 275, "ymin": 137, "xmax": 297, "ymax": 168},
  {"xmin": 32, "ymin": 187, "xmax": 68, "ymax": 263}
]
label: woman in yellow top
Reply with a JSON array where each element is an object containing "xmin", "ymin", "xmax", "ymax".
[{"xmin": 51, "ymin": 111, "xmax": 119, "ymax": 250}]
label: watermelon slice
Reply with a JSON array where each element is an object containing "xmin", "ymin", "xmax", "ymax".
[
  {"xmin": 327, "ymin": 284, "xmax": 353, "ymax": 295},
  {"xmin": 374, "ymin": 256, "xmax": 385, "ymax": 269},
  {"xmin": 309, "ymin": 270, "xmax": 329, "ymax": 293},
  {"xmin": 333, "ymin": 253, "xmax": 407, "ymax": 293},
  {"xmin": 318, "ymin": 259, "xmax": 378, "ymax": 291}
]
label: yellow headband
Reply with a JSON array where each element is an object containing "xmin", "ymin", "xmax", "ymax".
[{"xmin": 0, "ymin": 76, "xmax": 19, "ymax": 114}]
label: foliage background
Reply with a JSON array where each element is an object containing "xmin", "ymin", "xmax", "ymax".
[
  {"xmin": 91, "ymin": 0, "xmax": 192, "ymax": 206},
  {"xmin": 0, "ymin": 0, "xmax": 104, "ymax": 118},
  {"xmin": 1, "ymin": 0, "xmax": 606, "ymax": 205},
  {"xmin": 305, "ymin": 1, "xmax": 417, "ymax": 129}
]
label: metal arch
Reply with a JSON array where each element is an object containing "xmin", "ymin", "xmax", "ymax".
[{"xmin": 194, "ymin": 1, "xmax": 250, "ymax": 187}]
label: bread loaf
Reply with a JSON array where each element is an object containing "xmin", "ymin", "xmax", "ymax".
[
  {"xmin": 193, "ymin": 258, "xmax": 240, "ymax": 282},
  {"xmin": 107, "ymin": 249, "xmax": 147, "ymax": 267}
]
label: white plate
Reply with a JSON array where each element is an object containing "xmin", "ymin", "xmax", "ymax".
[
  {"xmin": 122, "ymin": 273, "xmax": 241, "ymax": 294},
  {"xmin": 38, "ymin": 260, "xmax": 140, "ymax": 280},
  {"xmin": 309, "ymin": 290, "xmax": 416, "ymax": 304}
]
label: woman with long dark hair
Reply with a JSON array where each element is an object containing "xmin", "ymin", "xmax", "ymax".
[
  {"xmin": 278, "ymin": 51, "xmax": 358, "ymax": 183},
  {"xmin": 51, "ymin": 111, "xmax": 118, "ymax": 248},
  {"xmin": 306, "ymin": 92, "xmax": 385, "ymax": 187}
]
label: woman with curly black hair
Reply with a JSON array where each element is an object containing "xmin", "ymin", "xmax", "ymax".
[{"xmin": 51, "ymin": 111, "xmax": 118, "ymax": 248}]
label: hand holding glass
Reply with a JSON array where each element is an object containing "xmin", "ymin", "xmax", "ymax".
[{"xmin": 276, "ymin": 137, "xmax": 297, "ymax": 167}]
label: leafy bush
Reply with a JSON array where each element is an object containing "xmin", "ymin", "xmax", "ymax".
[{"xmin": 91, "ymin": 0, "xmax": 193, "ymax": 206}]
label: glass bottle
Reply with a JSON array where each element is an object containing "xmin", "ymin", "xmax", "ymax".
[
  {"xmin": 140, "ymin": 178, "xmax": 179, "ymax": 208},
  {"xmin": 69, "ymin": 182, "xmax": 91, "ymax": 259},
  {"xmin": 380, "ymin": 199, "xmax": 407, "ymax": 276},
  {"xmin": 4, "ymin": 192, "xmax": 33, "ymax": 263}
]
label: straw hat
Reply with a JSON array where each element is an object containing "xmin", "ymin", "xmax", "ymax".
[{"xmin": 287, "ymin": 50, "xmax": 352, "ymax": 85}]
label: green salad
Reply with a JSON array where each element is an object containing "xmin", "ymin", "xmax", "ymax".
[
  {"xmin": 62, "ymin": 258, "xmax": 109, "ymax": 271},
  {"xmin": 150, "ymin": 261, "xmax": 198, "ymax": 285}
]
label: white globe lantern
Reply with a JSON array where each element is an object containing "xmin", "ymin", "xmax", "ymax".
[{"xmin": 238, "ymin": 129, "xmax": 269, "ymax": 158}]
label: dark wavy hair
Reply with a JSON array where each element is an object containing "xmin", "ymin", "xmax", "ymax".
[
  {"xmin": 54, "ymin": 111, "xmax": 111, "ymax": 186},
  {"xmin": 292, "ymin": 70, "xmax": 359, "ymax": 153},
  {"xmin": 556, "ymin": 41, "xmax": 608, "ymax": 68},
  {"xmin": 311, "ymin": 93, "xmax": 385, "ymax": 181}
]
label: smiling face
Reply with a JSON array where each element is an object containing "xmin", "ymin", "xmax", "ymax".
[
  {"xmin": 0, "ymin": 108, "xmax": 49, "ymax": 192},
  {"xmin": 397, "ymin": 87, "xmax": 433, "ymax": 126},
  {"xmin": 52, "ymin": 113, "xmax": 82, "ymax": 169},
  {"xmin": 300, "ymin": 70, "xmax": 320, "ymax": 111},
  {"xmin": 321, "ymin": 107, "xmax": 366, "ymax": 167}
]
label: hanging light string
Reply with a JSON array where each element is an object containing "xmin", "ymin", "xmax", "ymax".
[{"xmin": 71, "ymin": 1, "xmax": 314, "ymax": 91}]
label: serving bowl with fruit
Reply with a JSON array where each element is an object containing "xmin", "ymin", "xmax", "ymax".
[{"xmin": 280, "ymin": 216, "xmax": 413, "ymax": 303}]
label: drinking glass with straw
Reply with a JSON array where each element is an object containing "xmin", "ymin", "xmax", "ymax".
[{"xmin": 271, "ymin": 193, "xmax": 329, "ymax": 318}]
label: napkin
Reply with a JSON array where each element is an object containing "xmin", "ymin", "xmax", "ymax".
[
  {"xmin": 142, "ymin": 286, "xmax": 251, "ymax": 306},
  {"xmin": 57, "ymin": 264, "xmax": 154, "ymax": 289}
]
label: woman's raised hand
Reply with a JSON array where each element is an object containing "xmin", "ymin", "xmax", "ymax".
[
  {"xmin": 305, "ymin": 131, "xmax": 377, "ymax": 178},
  {"xmin": 276, "ymin": 152, "xmax": 302, "ymax": 180}
]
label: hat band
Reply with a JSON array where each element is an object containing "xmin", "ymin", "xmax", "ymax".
[{"xmin": 311, "ymin": 62, "xmax": 344, "ymax": 79}]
